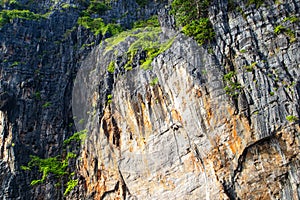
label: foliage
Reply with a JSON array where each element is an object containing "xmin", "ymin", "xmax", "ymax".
[
  {"xmin": 274, "ymin": 24, "xmax": 296, "ymax": 43},
  {"xmin": 105, "ymin": 26, "xmax": 175, "ymax": 70},
  {"xmin": 107, "ymin": 94, "xmax": 112, "ymax": 104},
  {"xmin": 150, "ymin": 77, "xmax": 159, "ymax": 86},
  {"xmin": 243, "ymin": 62, "xmax": 256, "ymax": 72},
  {"xmin": 223, "ymin": 71, "xmax": 242, "ymax": 97},
  {"xmin": 182, "ymin": 18, "xmax": 215, "ymax": 45},
  {"xmin": 81, "ymin": 42, "xmax": 95, "ymax": 49},
  {"xmin": 21, "ymin": 155, "xmax": 69, "ymax": 185},
  {"xmin": 133, "ymin": 15, "xmax": 160, "ymax": 28},
  {"xmin": 274, "ymin": 25, "xmax": 285, "ymax": 35},
  {"xmin": 136, "ymin": 0, "xmax": 149, "ymax": 7},
  {"xmin": 170, "ymin": 0, "xmax": 209, "ymax": 26},
  {"xmin": 63, "ymin": 129, "xmax": 87, "ymax": 145},
  {"xmin": 34, "ymin": 91, "xmax": 41, "ymax": 100},
  {"xmin": 286, "ymin": 115, "xmax": 298, "ymax": 122},
  {"xmin": 86, "ymin": 0, "xmax": 111, "ymax": 14},
  {"xmin": 21, "ymin": 152, "xmax": 79, "ymax": 196},
  {"xmin": 77, "ymin": 16, "xmax": 105, "ymax": 35},
  {"xmin": 283, "ymin": 16, "xmax": 299, "ymax": 23},
  {"xmin": 107, "ymin": 61, "xmax": 115, "ymax": 73},
  {"xmin": 170, "ymin": 0, "xmax": 214, "ymax": 45},
  {"xmin": 284, "ymin": 28, "xmax": 296, "ymax": 43},
  {"xmin": 246, "ymin": 0, "xmax": 264, "ymax": 8},
  {"xmin": 9, "ymin": 61, "xmax": 20, "ymax": 68},
  {"xmin": 42, "ymin": 102, "xmax": 51, "ymax": 108},
  {"xmin": 64, "ymin": 179, "xmax": 78, "ymax": 196},
  {"xmin": 77, "ymin": 0, "xmax": 121, "ymax": 36},
  {"xmin": 0, "ymin": 9, "xmax": 46, "ymax": 27},
  {"xmin": 77, "ymin": 16, "xmax": 122, "ymax": 36}
]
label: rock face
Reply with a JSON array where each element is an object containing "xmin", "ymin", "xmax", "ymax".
[{"xmin": 0, "ymin": 0, "xmax": 300, "ymax": 199}]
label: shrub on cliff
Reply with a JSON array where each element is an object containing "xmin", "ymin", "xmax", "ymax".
[
  {"xmin": 0, "ymin": 9, "xmax": 45, "ymax": 27},
  {"xmin": 170, "ymin": 0, "xmax": 214, "ymax": 45}
]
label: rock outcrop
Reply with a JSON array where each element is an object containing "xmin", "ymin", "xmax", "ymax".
[{"xmin": 0, "ymin": 0, "xmax": 300, "ymax": 199}]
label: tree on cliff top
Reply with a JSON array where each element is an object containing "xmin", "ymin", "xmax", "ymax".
[
  {"xmin": 171, "ymin": 0, "xmax": 214, "ymax": 45},
  {"xmin": 171, "ymin": 0, "xmax": 210, "ymax": 26}
]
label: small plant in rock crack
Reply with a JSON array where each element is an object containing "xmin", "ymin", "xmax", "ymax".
[
  {"xmin": 21, "ymin": 152, "xmax": 79, "ymax": 196},
  {"xmin": 107, "ymin": 61, "xmax": 115, "ymax": 73},
  {"xmin": 63, "ymin": 129, "xmax": 87, "ymax": 145},
  {"xmin": 42, "ymin": 101, "xmax": 51, "ymax": 108},
  {"xmin": 21, "ymin": 152, "xmax": 77, "ymax": 185},
  {"xmin": 107, "ymin": 94, "xmax": 113, "ymax": 104},
  {"xmin": 150, "ymin": 77, "xmax": 159, "ymax": 86},
  {"xmin": 273, "ymin": 24, "xmax": 296, "ymax": 42},
  {"xmin": 286, "ymin": 115, "xmax": 298, "ymax": 122},
  {"xmin": 274, "ymin": 25, "xmax": 285, "ymax": 35},
  {"xmin": 64, "ymin": 179, "xmax": 78, "ymax": 196},
  {"xmin": 243, "ymin": 62, "xmax": 257, "ymax": 72},
  {"xmin": 283, "ymin": 16, "xmax": 299, "ymax": 23},
  {"xmin": 223, "ymin": 71, "xmax": 242, "ymax": 98}
]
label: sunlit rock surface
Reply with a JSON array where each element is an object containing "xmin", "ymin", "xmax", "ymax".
[{"xmin": 0, "ymin": 0, "xmax": 299, "ymax": 199}]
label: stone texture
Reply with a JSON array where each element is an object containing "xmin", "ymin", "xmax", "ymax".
[
  {"xmin": 0, "ymin": 0, "xmax": 300, "ymax": 199},
  {"xmin": 0, "ymin": 0, "xmax": 167, "ymax": 199},
  {"xmin": 72, "ymin": 0, "xmax": 300, "ymax": 199}
]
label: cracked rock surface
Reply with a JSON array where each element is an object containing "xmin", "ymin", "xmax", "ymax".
[
  {"xmin": 0, "ymin": 0, "xmax": 300, "ymax": 199},
  {"xmin": 71, "ymin": 1, "xmax": 300, "ymax": 199}
]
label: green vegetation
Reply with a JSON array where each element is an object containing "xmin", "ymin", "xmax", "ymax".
[
  {"xmin": 77, "ymin": 0, "xmax": 121, "ymax": 36},
  {"xmin": 42, "ymin": 102, "xmax": 51, "ymax": 108},
  {"xmin": 21, "ymin": 152, "xmax": 78, "ymax": 195},
  {"xmin": 240, "ymin": 49, "xmax": 247, "ymax": 53},
  {"xmin": 77, "ymin": 16, "xmax": 122, "ymax": 36},
  {"xmin": 107, "ymin": 61, "xmax": 115, "ymax": 73},
  {"xmin": 274, "ymin": 25, "xmax": 285, "ymax": 35},
  {"xmin": 285, "ymin": 29, "xmax": 296, "ymax": 43},
  {"xmin": 0, "ymin": 9, "xmax": 46, "ymax": 27},
  {"xmin": 150, "ymin": 77, "xmax": 159, "ymax": 86},
  {"xmin": 274, "ymin": 24, "xmax": 296, "ymax": 43},
  {"xmin": 105, "ymin": 19, "xmax": 174, "ymax": 70},
  {"xmin": 286, "ymin": 115, "xmax": 298, "ymax": 122},
  {"xmin": 171, "ymin": 0, "xmax": 214, "ymax": 45},
  {"xmin": 21, "ymin": 128, "xmax": 88, "ymax": 194},
  {"xmin": 133, "ymin": 15, "xmax": 160, "ymax": 28},
  {"xmin": 21, "ymin": 153, "xmax": 76, "ymax": 185},
  {"xmin": 171, "ymin": 0, "xmax": 209, "ymax": 26},
  {"xmin": 244, "ymin": 62, "xmax": 256, "ymax": 72},
  {"xmin": 283, "ymin": 16, "xmax": 299, "ymax": 23},
  {"xmin": 107, "ymin": 94, "xmax": 112, "ymax": 104},
  {"xmin": 78, "ymin": 118, "xmax": 85, "ymax": 124},
  {"xmin": 61, "ymin": 3, "xmax": 71, "ymax": 9},
  {"xmin": 86, "ymin": 0, "xmax": 111, "ymax": 14},
  {"xmin": 0, "ymin": 0, "xmax": 23, "ymax": 8},
  {"xmin": 34, "ymin": 91, "xmax": 41, "ymax": 100},
  {"xmin": 64, "ymin": 179, "xmax": 78, "ymax": 196},
  {"xmin": 182, "ymin": 18, "xmax": 215, "ymax": 45},
  {"xmin": 136, "ymin": 0, "xmax": 149, "ymax": 7},
  {"xmin": 9, "ymin": 61, "xmax": 20, "ymax": 68},
  {"xmin": 63, "ymin": 129, "xmax": 87, "ymax": 145},
  {"xmin": 223, "ymin": 71, "xmax": 242, "ymax": 97},
  {"xmin": 81, "ymin": 42, "xmax": 95, "ymax": 49},
  {"xmin": 246, "ymin": 0, "xmax": 264, "ymax": 8}
]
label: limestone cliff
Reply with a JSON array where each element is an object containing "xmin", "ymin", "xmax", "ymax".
[{"xmin": 0, "ymin": 0, "xmax": 300, "ymax": 199}]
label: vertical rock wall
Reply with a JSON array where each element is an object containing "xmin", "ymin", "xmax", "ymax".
[
  {"xmin": 72, "ymin": 0, "xmax": 300, "ymax": 199},
  {"xmin": 0, "ymin": 0, "xmax": 299, "ymax": 199},
  {"xmin": 0, "ymin": 0, "xmax": 167, "ymax": 199}
]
